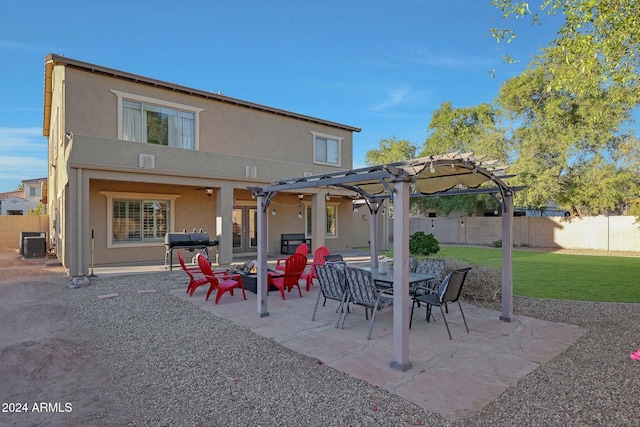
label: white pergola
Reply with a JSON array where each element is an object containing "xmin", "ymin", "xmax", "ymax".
[{"xmin": 249, "ymin": 153, "xmax": 521, "ymax": 371}]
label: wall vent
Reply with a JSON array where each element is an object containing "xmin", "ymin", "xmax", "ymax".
[
  {"xmin": 139, "ymin": 154, "xmax": 155, "ymax": 169},
  {"xmin": 245, "ymin": 166, "xmax": 257, "ymax": 178}
]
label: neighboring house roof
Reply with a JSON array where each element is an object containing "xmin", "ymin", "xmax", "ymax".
[
  {"xmin": 22, "ymin": 177, "xmax": 47, "ymax": 184},
  {"xmin": 0, "ymin": 191, "xmax": 25, "ymax": 200},
  {"xmin": 43, "ymin": 54, "xmax": 362, "ymax": 137}
]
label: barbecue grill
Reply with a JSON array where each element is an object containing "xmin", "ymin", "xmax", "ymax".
[{"xmin": 164, "ymin": 231, "xmax": 219, "ymax": 270}]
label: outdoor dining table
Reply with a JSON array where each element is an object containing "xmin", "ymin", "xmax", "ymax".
[{"xmin": 362, "ymin": 267, "xmax": 435, "ymax": 291}]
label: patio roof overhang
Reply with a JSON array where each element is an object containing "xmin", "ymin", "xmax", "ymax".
[{"xmin": 248, "ymin": 152, "xmax": 519, "ymax": 373}]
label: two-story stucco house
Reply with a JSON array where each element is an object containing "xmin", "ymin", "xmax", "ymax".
[
  {"xmin": 0, "ymin": 191, "xmax": 28, "ymax": 215},
  {"xmin": 42, "ymin": 54, "xmax": 382, "ymax": 277},
  {"xmin": 22, "ymin": 177, "xmax": 47, "ymax": 213},
  {"xmin": 0, "ymin": 178, "xmax": 47, "ymax": 215}
]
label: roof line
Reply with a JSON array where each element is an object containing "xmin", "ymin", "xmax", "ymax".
[{"xmin": 43, "ymin": 54, "xmax": 361, "ymax": 134}]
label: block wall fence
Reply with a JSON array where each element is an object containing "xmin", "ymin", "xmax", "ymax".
[
  {"xmin": 0, "ymin": 215, "xmax": 49, "ymax": 250},
  {"xmin": 403, "ymin": 215, "xmax": 640, "ymax": 253}
]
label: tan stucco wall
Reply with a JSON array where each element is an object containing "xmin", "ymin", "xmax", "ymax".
[
  {"xmin": 88, "ymin": 180, "xmax": 219, "ymax": 266},
  {"xmin": 46, "ymin": 62, "xmax": 363, "ymax": 273},
  {"xmin": 0, "ymin": 215, "xmax": 49, "ymax": 249},
  {"xmin": 62, "ymin": 68, "xmax": 353, "ymax": 170}
]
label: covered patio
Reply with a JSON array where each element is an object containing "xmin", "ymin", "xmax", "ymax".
[{"xmin": 249, "ymin": 153, "xmax": 523, "ymax": 371}]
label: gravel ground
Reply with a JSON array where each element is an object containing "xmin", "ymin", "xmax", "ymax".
[{"xmin": 2, "ymin": 260, "xmax": 640, "ymax": 426}]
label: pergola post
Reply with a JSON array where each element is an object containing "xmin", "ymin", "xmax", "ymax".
[
  {"xmin": 256, "ymin": 193, "xmax": 269, "ymax": 317},
  {"xmin": 500, "ymin": 193, "xmax": 514, "ymax": 322},
  {"xmin": 390, "ymin": 177, "xmax": 411, "ymax": 371},
  {"xmin": 369, "ymin": 201, "xmax": 379, "ymax": 268}
]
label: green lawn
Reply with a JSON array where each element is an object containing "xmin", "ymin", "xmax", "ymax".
[{"xmin": 387, "ymin": 246, "xmax": 640, "ymax": 303}]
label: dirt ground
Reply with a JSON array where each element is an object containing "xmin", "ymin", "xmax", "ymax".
[{"xmin": 0, "ymin": 248, "xmax": 124, "ymax": 426}]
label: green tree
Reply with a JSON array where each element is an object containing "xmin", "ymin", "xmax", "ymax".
[
  {"xmin": 497, "ymin": 65, "xmax": 638, "ymax": 214},
  {"xmin": 491, "ymin": 0, "xmax": 640, "ymax": 102},
  {"xmin": 364, "ymin": 136, "xmax": 417, "ymax": 166},
  {"xmin": 28, "ymin": 203, "xmax": 45, "ymax": 215},
  {"xmin": 413, "ymin": 102, "xmax": 505, "ymax": 216},
  {"xmin": 421, "ymin": 101, "xmax": 508, "ymax": 163},
  {"xmin": 490, "ymin": 0, "xmax": 640, "ymax": 217}
]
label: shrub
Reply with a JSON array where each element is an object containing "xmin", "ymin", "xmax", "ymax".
[
  {"xmin": 442, "ymin": 258, "xmax": 502, "ymax": 304},
  {"xmin": 409, "ymin": 231, "xmax": 440, "ymax": 256}
]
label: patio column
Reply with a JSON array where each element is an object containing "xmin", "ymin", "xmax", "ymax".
[
  {"xmin": 311, "ymin": 191, "xmax": 327, "ymax": 251},
  {"xmin": 256, "ymin": 193, "xmax": 269, "ymax": 317},
  {"xmin": 369, "ymin": 201, "xmax": 379, "ymax": 268},
  {"xmin": 500, "ymin": 192, "xmax": 514, "ymax": 322},
  {"xmin": 216, "ymin": 185, "xmax": 234, "ymax": 265},
  {"xmin": 68, "ymin": 167, "xmax": 89, "ymax": 277},
  {"xmin": 391, "ymin": 177, "xmax": 411, "ymax": 372}
]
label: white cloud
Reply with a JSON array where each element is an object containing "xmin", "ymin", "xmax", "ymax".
[
  {"xmin": 0, "ymin": 40, "xmax": 37, "ymax": 51},
  {"xmin": 0, "ymin": 127, "xmax": 47, "ymax": 192},
  {"xmin": 0, "ymin": 156, "xmax": 47, "ymax": 179},
  {"xmin": 0, "ymin": 127, "xmax": 47, "ymax": 154},
  {"xmin": 369, "ymin": 85, "xmax": 411, "ymax": 112},
  {"xmin": 402, "ymin": 46, "xmax": 492, "ymax": 69}
]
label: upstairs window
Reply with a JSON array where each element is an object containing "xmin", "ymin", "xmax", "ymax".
[
  {"xmin": 112, "ymin": 90, "xmax": 203, "ymax": 150},
  {"xmin": 311, "ymin": 131, "xmax": 342, "ymax": 166},
  {"xmin": 123, "ymin": 101, "xmax": 194, "ymax": 148}
]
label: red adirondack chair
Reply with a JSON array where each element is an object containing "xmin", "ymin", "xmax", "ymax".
[
  {"xmin": 275, "ymin": 243, "xmax": 309, "ymax": 271},
  {"xmin": 268, "ymin": 253, "xmax": 307, "ymax": 299},
  {"xmin": 197, "ymin": 255, "xmax": 247, "ymax": 304},
  {"xmin": 301, "ymin": 246, "xmax": 331, "ymax": 291},
  {"xmin": 178, "ymin": 252, "xmax": 208, "ymax": 296}
]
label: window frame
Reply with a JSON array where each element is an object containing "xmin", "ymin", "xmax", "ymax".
[
  {"xmin": 100, "ymin": 191, "xmax": 180, "ymax": 248},
  {"xmin": 304, "ymin": 202, "xmax": 340, "ymax": 239},
  {"xmin": 311, "ymin": 131, "xmax": 342, "ymax": 167},
  {"xmin": 111, "ymin": 90, "xmax": 204, "ymax": 150}
]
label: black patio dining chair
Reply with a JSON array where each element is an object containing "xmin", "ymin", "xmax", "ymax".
[
  {"xmin": 413, "ymin": 258, "xmax": 447, "ymax": 294},
  {"xmin": 341, "ymin": 267, "xmax": 394, "ymax": 340},
  {"xmin": 410, "ymin": 267, "xmax": 472, "ymax": 340},
  {"xmin": 409, "ymin": 256, "xmax": 418, "ymax": 273},
  {"xmin": 312, "ymin": 263, "xmax": 349, "ymax": 327}
]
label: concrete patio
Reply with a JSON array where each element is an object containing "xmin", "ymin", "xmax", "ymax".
[{"xmin": 170, "ymin": 269, "xmax": 585, "ymax": 422}]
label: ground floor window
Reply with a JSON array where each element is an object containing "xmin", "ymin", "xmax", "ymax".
[
  {"xmin": 113, "ymin": 199, "xmax": 169, "ymax": 243},
  {"xmin": 306, "ymin": 204, "xmax": 338, "ymax": 238},
  {"xmin": 100, "ymin": 191, "xmax": 179, "ymax": 247}
]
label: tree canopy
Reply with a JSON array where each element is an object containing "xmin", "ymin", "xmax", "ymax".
[
  {"xmin": 490, "ymin": 0, "xmax": 640, "ymax": 216},
  {"xmin": 364, "ymin": 136, "xmax": 417, "ymax": 166},
  {"xmin": 366, "ymin": 1, "xmax": 640, "ymax": 218}
]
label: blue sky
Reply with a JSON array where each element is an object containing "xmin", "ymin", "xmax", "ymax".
[{"xmin": 0, "ymin": 0, "xmax": 563, "ymax": 193}]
